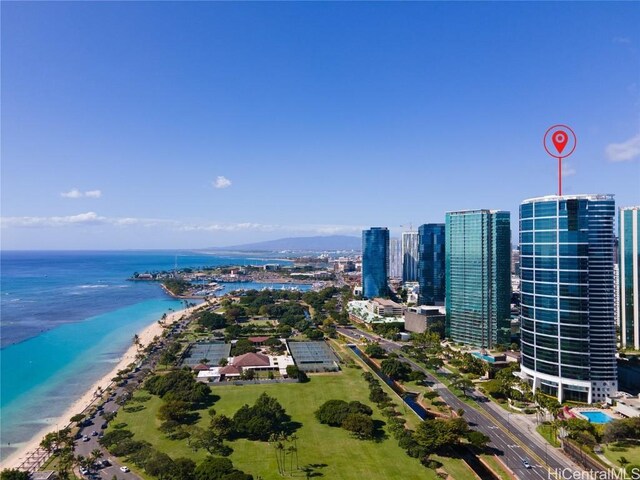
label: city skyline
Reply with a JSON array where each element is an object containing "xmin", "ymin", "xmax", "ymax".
[{"xmin": 2, "ymin": 2, "xmax": 639, "ymax": 250}]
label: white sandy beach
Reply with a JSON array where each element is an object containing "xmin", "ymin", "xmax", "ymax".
[{"xmin": 1, "ymin": 303, "xmax": 206, "ymax": 470}]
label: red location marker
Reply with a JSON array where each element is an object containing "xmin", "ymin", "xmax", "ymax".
[{"xmin": 552, "ymin": 130, "xmax": 568, "ymax": 155}]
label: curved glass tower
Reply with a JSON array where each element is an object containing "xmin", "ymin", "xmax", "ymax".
[
  {"xmin": 519, "ymin": 195, "xmax": 617, "ymax": 403},
  {"xmin": 362, "ymin": 227, "xmax": 389, "ymax": 298}
]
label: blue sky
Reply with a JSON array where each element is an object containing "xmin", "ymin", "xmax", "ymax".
[{"xmin": 2, "ymin": 2, "xmax": 639, "ymax": 249}]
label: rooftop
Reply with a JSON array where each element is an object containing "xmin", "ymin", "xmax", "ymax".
[
  {"xmin": 372, "ymin": 298, "xmax": 402, "ymax": 307},
  {"xmin": 521, "ymin": 194, "xmax": 615, "ymax": 204},
  {"xmin": 248, "ymin": 336, "xmax": 271, "ymax": 343},
  {"xmin": 232, "ymin": 352, "xmax": 271, "ymax": 367}
]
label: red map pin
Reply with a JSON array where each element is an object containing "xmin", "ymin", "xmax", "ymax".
[{"xmin": 552, "ymin": 130, "xmax": 569, "ymax": 155}]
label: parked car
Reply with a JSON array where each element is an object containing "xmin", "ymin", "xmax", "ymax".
[
  {"xmin": 120, "ymin": 466, "xmax": 130, "ymax": 473},
  {"xmin": 80, "ymin": 467, "xmax": 89, "ymax": 475},
  {"xmin": 91, "ymin": 430, "xmax": 99, "ymax": 436},
  {"xmin": 82, "ymin": 435, "xmax": 90, "ymax": 442}
]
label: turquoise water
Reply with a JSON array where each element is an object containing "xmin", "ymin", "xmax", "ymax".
[
  {"xmin": 472, "ymin": 352, "xmax": 495, "ymax": 363},
  {"xmin": 581, "ymin": 411, "xmax": 614, "ymax": 424},
  {"xmin": 0, "ymin": 250, "xmax": 295, "ymax": 462},
  {"xmin": 0, "ymin": 298, "xmax": 184, "ymax": 460}
]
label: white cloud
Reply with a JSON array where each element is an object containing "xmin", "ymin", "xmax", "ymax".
[
  {"xmin": 61, "ymin": 189, "xmax": 83, "ymax": 198},
  {"xmin": 605, "ymin": 132, "xmax": 640, "ymax": 162},
  {"xmin": 213, "ymin": 176, "xmax": 232, "ymax": 189},
  {"xmin": 562, "ymin": 162, "xmax": 576, "ymax": 177},
  {"xmin": 1, "ymin": 213, "xmax": 363, "ymax": 237},
  {"xmin": 1, "ymin": 212, "xmax": 107, "ymax": 228},
  {"xmin": 61, "ymin": 189, "xmax": 102, "ymax": 198}
]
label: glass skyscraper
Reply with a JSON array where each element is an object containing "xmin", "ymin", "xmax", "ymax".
[
  {"xmin": 417, "ymin": 224, "xmax": 445, "ymax": 305},
  {"xmin": 389, "ymin": 238, "xmax": 403, "ymax": 279},
  {"xmin": 362, "ymin": 227, "xmax": 389, "ymax": 298},
  {"xmin": 402, "ymin": 231, "xmax": 419, "ymax": 282},
  {"xmin": 519, "ymin": 195, "xmax": 617, "ymax": 403},
  {"xmin": 445, "ymin": 210, "xmax": 511, "ymax": 348},
  {"xmin": 619, "ymin": 206, "xmax": 639, "ymax": 351}
]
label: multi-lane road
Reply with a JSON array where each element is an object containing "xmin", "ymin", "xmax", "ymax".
[
  {"xmin": 72, "ymin": 319, "xmax": 190, "ymax": 480},
  {"xmin": 336, "ymin": 327, "xmax": 584, "ymax": 480}
]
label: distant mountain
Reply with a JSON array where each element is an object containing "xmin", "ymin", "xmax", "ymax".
[{"xmin": 210, "ymin": 235, "xmax": 361, "ymax": 252}]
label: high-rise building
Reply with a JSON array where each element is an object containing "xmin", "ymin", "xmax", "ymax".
[
  {"xmin": 402, "ymin": 231, "xmax": 419, "ymax": 282},
  {"xmin": 417, "ymin": 224, "xmax": 446, "ymax": 305},
  {"xmin": 362, "ymin": 227, "xmax": 389, "ymax": 298},
  {"xmin": 519, "ymin": 195, "xmax": 618, "ymax": 403},
  {"xmin": 619, "ymin": 206, "xmax": 640, "ymax": 351},
  {"xmin": 445, "ymin": 210, "xmax": 511, "ymax": 348},
  {"xmin": 389, "ymin": 238, "xmax": 403, "ymax": 279}
]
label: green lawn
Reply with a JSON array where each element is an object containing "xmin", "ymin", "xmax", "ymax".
[
  {"xmin": 602, "ymin": 441, "xmax": 640, "ymax": 468},
  {"xmin": 110, "ymin": 368, "xmax": 438, "ymax": 480},
  {"xmin": 479, "ymin": 454, "xmax": 513, "ymax": 480},
  {"xmin": 536, "ymin": 424, "xmax": 560, "ymax": 447},
  {"xmin": 432, "ymin": 454, "xmax": 476, "ymax": 479}
]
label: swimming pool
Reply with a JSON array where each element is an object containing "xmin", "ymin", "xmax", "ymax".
[
  {"xmin": 472, "ymin": 352, "xmax": 495, "ymax": 363},
  {"xmin": 580, "ymin": 411, "xmax": 614, "ymax": 424}
]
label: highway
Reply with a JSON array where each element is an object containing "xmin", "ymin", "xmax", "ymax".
[{"xmin": 336, "ymin": 327, "xmax": 583, "ymax": 480}]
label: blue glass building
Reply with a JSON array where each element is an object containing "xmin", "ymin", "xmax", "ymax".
[
  {"xmin": 445, "ymin": 210, "xmax": 511, "ymax": 348},
  {"xmin": 417, "ymin": 224, "xmax": 445, "ymax": 305},
  {"xmin": 619, "ymin": 206, "xmax": 639, "ymax": 351},
  {"xmin": 362, "ymin": 227, "xmax": 389, "ymax": 298},
  {"xmin": 402, "ymin": 231, "xmax": 419, "ymax": 283},
  {"xmin": 520, "ymin": 195, "xmax": 617, "ymax": 403}
]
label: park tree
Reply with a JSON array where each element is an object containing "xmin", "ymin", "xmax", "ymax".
[
  {"xmin": 189, "ymin": 427, "xmax": 231, "ymax": 456},
  {"xmin": 233, "ymin": 339, "xmax": 257, "ymax": 356},
  {"xmin": 0, "ymin": 470, "xmax": 30, "ymax": 480},
  {"xmin": 170, "ymin": 458, "xmax": 196, "ymax": 480},
  {"xmin": 232, "ymin": 393, "xmax": 291, "ymax": 441},
  {"xmin": 199, "ymin": 311, "xmax": 227, "ymax": 330},
  {"xmin": 144, "ymin": 451, "xmax": 175, "ymax": 480},
  {"xmin": 341, "ymin": 413, "xmax": 374, "ymax": 440},
  {"xmin": 210, "ymin": 414, "xmax": 234, "ymax": 439},
  {"xmin": 467, "ymin": 431, "xmax": 491, "ymax": 449},
  {"xmin": 286, "ymin": 365, "xmax": 309, "ymax": 382},
  {"xmin": 158, "ymin": 400, "xmax": 194, "ymax": 424},
  {"xmin": 195, "ymin": 457, "xmax": 234, "ymax": 480},
  {"xmin": 380, "ymin": 358, "xmax": 412, "ymax": 381},
  {"xmin": 365, "ymin": 344, "xmax": 386, "ymax": 359}
]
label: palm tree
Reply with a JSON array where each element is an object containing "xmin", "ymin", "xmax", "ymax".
[
  {"xmin": 57, "ymin": 449, "xmax": 74, "ymax": 480},
  {"xmin": 289, "ymin": 433, "xmax": 300, "ymax": 470},
  {"xmin": 287, "ymin": 445, "xmax": 297, "ymax": 475},
  {"xmin": 90, "ymin": 448, "xmax": 103, "ymax": 465},
  {"xmin": 269, "ymin": 433, "xmax": 284, "ymax": 475}
]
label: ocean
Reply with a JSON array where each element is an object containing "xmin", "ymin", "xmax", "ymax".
[{"xmin": 0, "ymin": 250, "xmax": 302, "ymax": 463}]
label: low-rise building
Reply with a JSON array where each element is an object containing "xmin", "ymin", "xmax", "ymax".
[
  {"xmin": 369, "ymin": 298, "xmax": 405, "ymax": 317},
  {"xmin": 613, "ymin": 393, "xmax": 640, "ymax": 418},
  {"xmin": 348, "ymin": 300, "xmax": 404, "ymax": 324},
  {"xmin": 404, "ymin": 306, "xmax": 445, "ymax": 335}
]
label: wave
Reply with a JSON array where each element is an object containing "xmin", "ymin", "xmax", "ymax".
[{"xmin": 78, "ymin": 285, "xmax": 110, "ymax": 289}]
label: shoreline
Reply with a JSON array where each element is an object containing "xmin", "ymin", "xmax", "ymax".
[{"xmin": 1, "ymin": 302, "xmax": 205, "ymax": 471}]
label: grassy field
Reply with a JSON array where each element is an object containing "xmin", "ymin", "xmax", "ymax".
[
  {"xmin": 602, "ymin": 441, "xmax": 640, "ymax": 468},
  {"xmin": 110, "ymin": 367, "xmax": 439, "ymax": 480},
  {"xmin": 536, "ymin": 424, "xmax": 560, "ymax": 447},
  {"xmin": 479, "ymin": 454, "xmax": 513, "ymax": 480}
]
